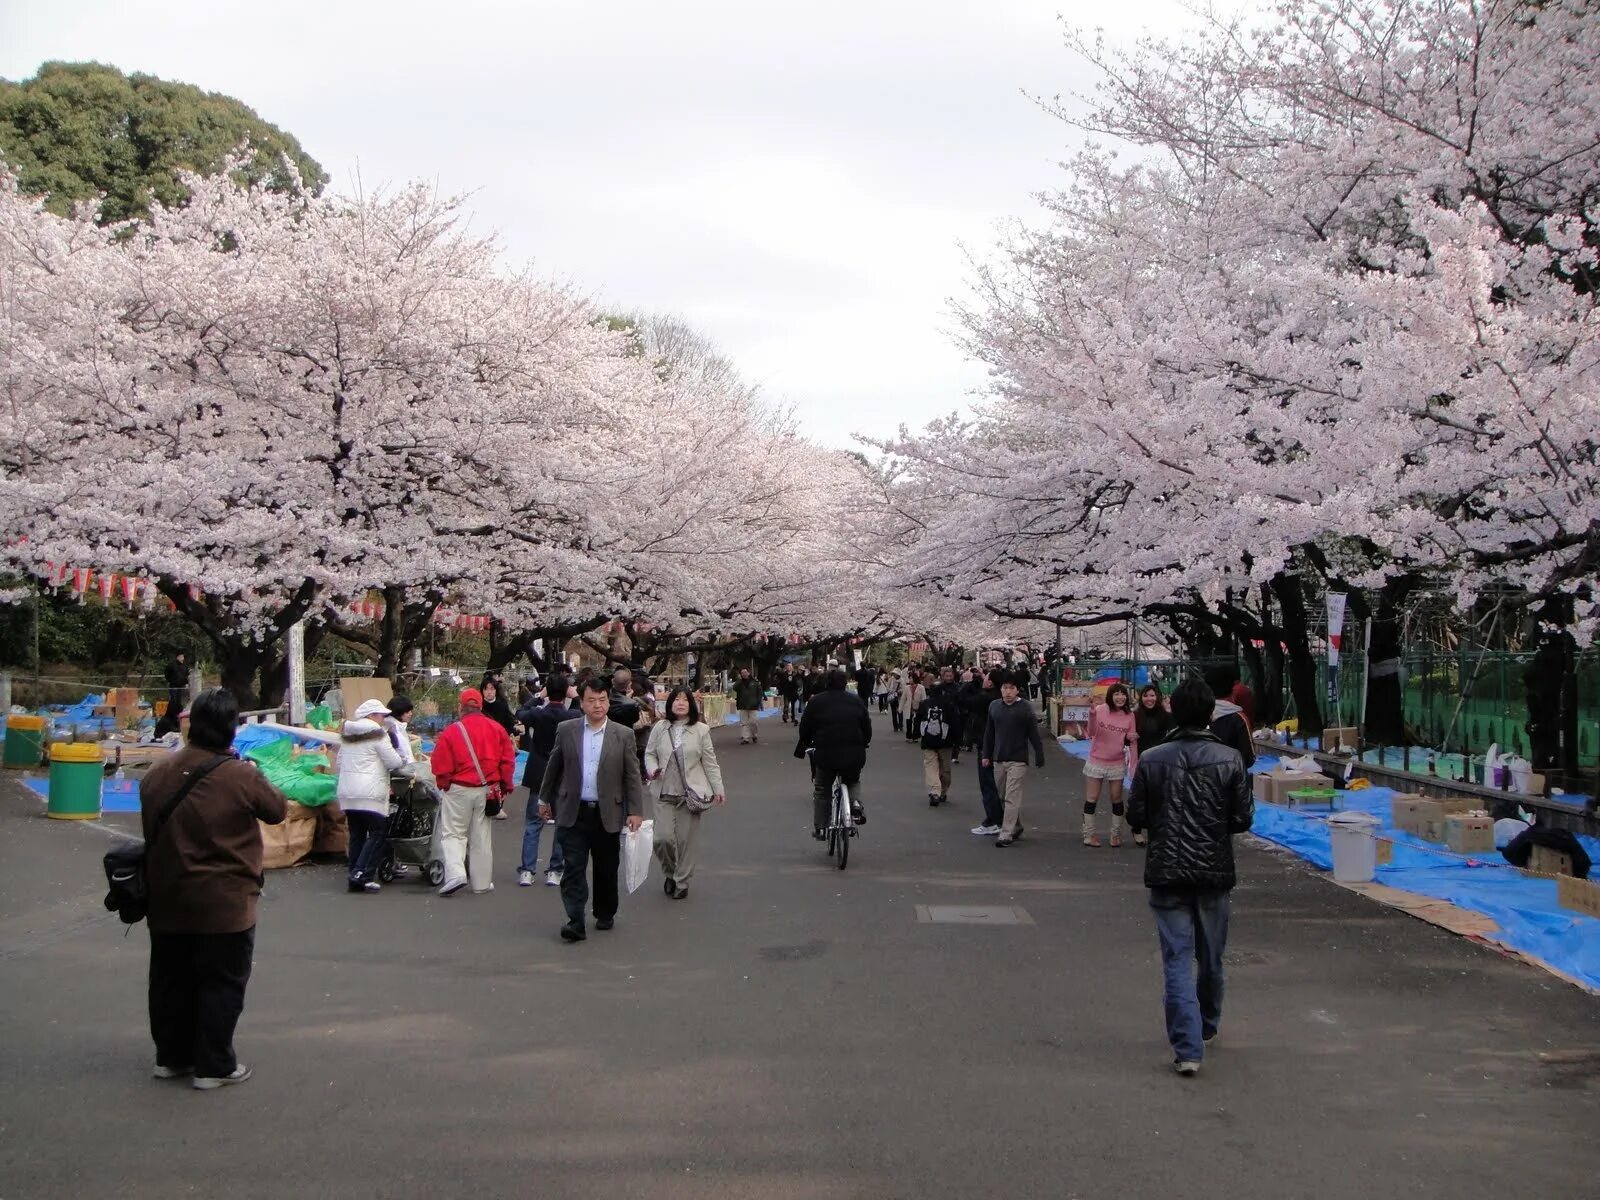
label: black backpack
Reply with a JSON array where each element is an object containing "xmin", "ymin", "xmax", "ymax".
[{"xmin": 102, "ymin": 755, "xmax": 228, "ymax": 925}]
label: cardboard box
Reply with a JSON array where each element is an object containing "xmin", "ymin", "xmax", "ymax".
[
  {"xmin": 1444, "ymin": 813, "xmax": 1495, "ymax": 855},
  {"xmin": 1391, "ymin": 793, "xmax": 1427, "ymax": 835},
  {"xmin": 1557, "ymin": 875, "xmax": 1600, "ymax": 919},
  {"xmin": 1322, "ymin": 726, "xmax": 1358, "ymax": 753},
  {"xmin": 1523, "ymin": 772, "xmax": 1547, "ymax": 796},
  {"xmin": 1530, "ymin": 844, "xmax": 1575, "ymax": 878},
  {"xmin": 1261, "ymin": 769, "xmax": 1326, "ymax": 805},
  {"xmin": 1417, "ymin": 797, "xmax": 1477, "ymax": 843}
]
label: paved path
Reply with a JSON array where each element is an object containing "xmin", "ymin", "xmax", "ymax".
[{"xmin": 2, "ymin": 709, "xmax": 1599, "ymax": 1199}]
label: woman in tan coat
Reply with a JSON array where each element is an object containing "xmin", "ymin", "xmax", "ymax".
[{"xmin": 644, "ymin": 687, "xmax": 725, "ymax": 899}]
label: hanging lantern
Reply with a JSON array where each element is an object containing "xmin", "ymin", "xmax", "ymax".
[
  {"xmin": 121, "ymin": 576, "xmax": 139, "ymax": 608},
  {"xmin": 98, "ymin": 573, "xmax": 114, "ymax": 602}
]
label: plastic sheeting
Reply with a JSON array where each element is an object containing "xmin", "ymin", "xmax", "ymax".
[
  {"xmin": 240, "ymin": 734, "xmax": 337, "ymax": 807},
  {"xmin": 1248, "ymin": 783, "xmax": 1600, "ymax": 991},
  {"xmin": 1055, "ymin": 736, "xmax": 1600, "ymax": 990}
]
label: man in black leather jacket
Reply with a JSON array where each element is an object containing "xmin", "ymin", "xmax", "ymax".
[{"xmin": 1127, "ymin": 677, "xmax": 1254, "ymax": 1078}]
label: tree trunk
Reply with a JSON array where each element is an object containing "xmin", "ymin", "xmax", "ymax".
[
  {"xmin": 1270, "ymin": 572, "xmax": 1324, "ymax": 732},
  {"xmin": 1365, "ymin": 576, "xmax": 1413, "ymax": 745},
  {"xmin": 1524, "ymin": 597, "xmax": 1578, "ymax": 778}
]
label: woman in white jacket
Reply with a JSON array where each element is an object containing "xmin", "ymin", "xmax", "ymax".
[
  {"xmin": 338, "ymin": 698, "xmax": 404, "ymax": 893},
  {"xmin": 644, "ymin": 687, "xmax": 725, "ymax": 900}
]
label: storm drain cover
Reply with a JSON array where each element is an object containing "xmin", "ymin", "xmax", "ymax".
[{"xmin": 915, "ymin": 905, "xmax": 1034, "ymax": 926}]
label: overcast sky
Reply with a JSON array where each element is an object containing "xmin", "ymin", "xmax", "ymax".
[{"xmin": 1, "ymin": 1, "xmax": 1192, "ymax": 449}]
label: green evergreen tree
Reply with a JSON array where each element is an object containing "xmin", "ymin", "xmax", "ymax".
[{"xmin": 0, "ymin": 61, "xmax": 327, "ymax": 222}]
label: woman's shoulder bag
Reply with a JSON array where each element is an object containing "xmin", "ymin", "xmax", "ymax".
[{"xmin": 102, "ymin": 754, "xmax": 229, "ymax": 925}]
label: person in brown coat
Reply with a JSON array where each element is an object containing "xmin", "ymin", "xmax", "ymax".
[{"xmin": 140, "ymin": 688, "xmax": 287, "ymax": 1090}]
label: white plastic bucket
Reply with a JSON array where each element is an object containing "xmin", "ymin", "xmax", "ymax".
[
  {"xmin": 1328, "ymin": 811, "xmax": 1381, "ymax": 883},
  {"xmin": 1508, "ymin": 758, "xmax": 1533, "ymax": 793}
]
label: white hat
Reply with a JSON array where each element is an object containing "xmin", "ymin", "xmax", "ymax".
[{"xmin": 352, "ymin": 698, "xmax": 391, "ymax": 720}]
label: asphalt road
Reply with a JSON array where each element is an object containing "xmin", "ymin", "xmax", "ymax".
[{"xmin": 3, "ymin": 707, "xmax": 1599, "ymax": 1199}]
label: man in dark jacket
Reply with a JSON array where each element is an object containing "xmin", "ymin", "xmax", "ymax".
[
  {"xmin": 778, "ymin": 664, "xmax": 801, "ymax": 723},
  {"xmin": 517, "ymin": 677, "xmax": 582, "ymax": 887},
  {"xmin": 154, "ymin": 652, "xmax": 189, "ymax": 738},
  {"xmin": 1127, "ymin": 678, "xmax": 1254, "ymax": 1077},
  {"xmin": 795, "ymin": 668, "xmax": 872, "ymax": 835},
  {"xmin": 732, "ymin": 668, "xmax": 765, "ymax": 744},
  {"xmin": 854, "ymin": 663, "xmax": 877, "ymax": 709},
  {"xmin": 916, "ymin": 665, "xmax": 965, "ymax": 807},
  {"xmin": 607, "ymin": 668, "xmax": 641, "ymax": 728}
]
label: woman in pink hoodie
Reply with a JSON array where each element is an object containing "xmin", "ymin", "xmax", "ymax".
[{"xmin": 1083, "ymin": 683, "xmax": 1137, "ymax": 847}]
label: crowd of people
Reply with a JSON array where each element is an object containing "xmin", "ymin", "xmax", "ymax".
[{"xmin": 134, "ymin": 652, "xmax": 1255, "ymax": 1089}]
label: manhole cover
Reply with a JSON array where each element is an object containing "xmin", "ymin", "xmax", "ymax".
[{"xmin": 914, "ymin": 905, "xmax": 1034, "ymax": 925}]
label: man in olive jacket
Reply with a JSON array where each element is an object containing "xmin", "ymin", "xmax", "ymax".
[{"xmin": 1127, "ymin": 677, "xmax": 1254, "ymax": 1078}]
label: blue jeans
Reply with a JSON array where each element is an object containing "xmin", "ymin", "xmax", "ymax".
[
  {"xmin": 520, "ymin": 792, "xmax": 565, "ymax": 875},
  {"xmin": 977, "ymin": 760, "xmax": 1001, "ymax": 827},
  {"xmin": 1150, "ymin": 887, "xmax": 1230, "ymax": 1063}
]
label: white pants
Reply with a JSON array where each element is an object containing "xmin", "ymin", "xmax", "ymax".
[
  {"xmin": 439, "ymin": 784, "xmax": 492, "ymax": 889},
  {"xmin": 739, "ymin": 710, "xmax": 759, "ymax": 742}
]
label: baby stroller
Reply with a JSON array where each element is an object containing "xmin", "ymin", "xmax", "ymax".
[{"xmin": 378, "ymin": 766, "xmax": 446, "ymax": 887}]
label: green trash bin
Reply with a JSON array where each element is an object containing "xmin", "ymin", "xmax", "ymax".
[
  {"xmin": 48, "ymin": 741, "xmax": 104, "ymax": 820},
  {"xmin": 3, "ymin": 715, "xmax": 47, "ymax": 768}
]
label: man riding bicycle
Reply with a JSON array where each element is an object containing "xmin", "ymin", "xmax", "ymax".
[{"xmin": 794, "ymin": 668, "xmax": 871, "ymax": 838}]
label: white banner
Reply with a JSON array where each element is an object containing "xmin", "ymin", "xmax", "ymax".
[{"xmin": 1327, "ymin": 592, "xmax": 1348, "ymax": 666}]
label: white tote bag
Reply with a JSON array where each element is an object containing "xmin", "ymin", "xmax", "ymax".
[{"xmin": 621, "ymin": 819, "xmax": 654, "ymax": 894}]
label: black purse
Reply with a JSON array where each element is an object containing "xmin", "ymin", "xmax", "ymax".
[{"xmin": 102, "ymin": 755, "xmax": 228, "ymax": 924}]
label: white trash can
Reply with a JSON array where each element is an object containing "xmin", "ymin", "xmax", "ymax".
[{"xmin": 1328, "ymin": 811, "xmax": 1381, "ymax": 883}]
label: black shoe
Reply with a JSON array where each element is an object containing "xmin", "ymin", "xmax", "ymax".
[
  {"xmin": 1014, "ymin": 824, "xmax": 1025, "ymax": 841},
  {"xmin": 813, "ymin": 827, "xmax": 827, "ymax": 841},
  {"xmin": 664, "ymin": 875, "xmax": 677, "ymax": 897},
  {"xmin": 559, "ymin": 922, "xmax": 586, "ymax": 943},
  {"xmin": 851, "ymin": 805, "xmax": 865, "ymax": 825},
  {"xmin": 595, "ymin": 916, "xmax": 615, "ymax": 931},
  {"xmin": 670, "ymin": 886, "xmax": 688, "ymax": 900},
  {"xmin": 928, "ymin": 793, "xmax": 940, "ymax": 807}
]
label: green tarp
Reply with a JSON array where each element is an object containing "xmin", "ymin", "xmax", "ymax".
[{"xmin": 243, "ymin": 736, "xmax": 337, "ymax": 807}]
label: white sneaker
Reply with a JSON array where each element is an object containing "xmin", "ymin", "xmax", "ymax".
[
  {"xmin": 152, "ymin": 1063, "xmax": 191, "ymax": 1079},
  {"xmin": 1174, "ymin": 1060, "xmax": 1200, "ymax": 1077},
  {"xmin": 494, "ymin": 809, "xmax": 509, "ymax": 821},
  {"xmin": 193, "ymin": 1064, "xmax": 252, "ymax": 1090},
  {"xmin": 545, "ymin": 870, "xmax": 561, "ymax": 887},
  {"xmin": 439, "ymin": 877, "xmax": 468, "ymax": 897},
  {"xmin": 472, "ymin": 883, "xmax": 495, "ymax": 894},
  {"xmin": 971, "ymin": 824, "xmax": 1001, "ymax": 836},
  {"xmin": 362, "ymin": 880, "xmax": 381, "ymax": 893},
  {"xmin": 517, "ymin": 870, "xmax": 535, "ymax": 887}
]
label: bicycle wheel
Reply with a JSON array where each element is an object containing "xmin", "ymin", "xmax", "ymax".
[{"xmin": 836, "ymin": 785, "xmax": 850, "ymax": 870}]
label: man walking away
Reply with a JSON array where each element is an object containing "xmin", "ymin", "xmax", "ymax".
[
  {"xmin": 980, "ymin": 672, "xmax": 1045, "ymax": 844},
  {"xmin": 518, "ymin": 676, "xmax": 581, "ymax": 887},
  {"xmin": 1127, "ymin": 678, "xmax": 1254, "ymax": 1077},
  {"xmin": 966, "ymin": 670, "xmax": 1002, "ymax": 835},
  {"xmin": 916, "ymin": 665, "xmax": 964, "ymax": 807},
  {"xmin": 733, "ymin": 668, "xmax": 765, "ymax": 744},
  {"xmin": 538, "ymin": 678, "xmax": 646, "ymax": 943}
]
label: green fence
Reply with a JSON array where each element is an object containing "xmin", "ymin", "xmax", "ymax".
[{"xmin": 1062, "ymin": 649, "xmax": 1599, "ymax": 768}]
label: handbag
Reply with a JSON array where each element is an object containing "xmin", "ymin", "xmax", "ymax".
[
  {"xmin": 102, "ymin": 754, "xmax": 229, "ymax": 925},
  {"xmin": 452, "ymin": 718, "xmax": 505, "ymax": 817},
  {"xmin": 670, "ymin": 727, "xmax": 714, "ymax": 814}
]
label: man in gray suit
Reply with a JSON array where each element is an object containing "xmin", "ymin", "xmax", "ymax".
[{"xmin": 539, "ymin": 676, "xmax": 646, "ymax": 943}]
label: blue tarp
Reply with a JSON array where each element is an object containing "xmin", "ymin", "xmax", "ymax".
[{"xmin": 1055, "ymin": 737, "xmax": 1600, "ymax": 991}]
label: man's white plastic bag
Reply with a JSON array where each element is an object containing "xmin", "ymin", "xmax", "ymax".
[{"xmin": 622, "ymin": 819, "xmax": 654, "ymax": 894}]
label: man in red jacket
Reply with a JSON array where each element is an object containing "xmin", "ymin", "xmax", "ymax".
[{"xmin": 431, "ymin": 687, "xmax": 516, "ymax": 896}]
